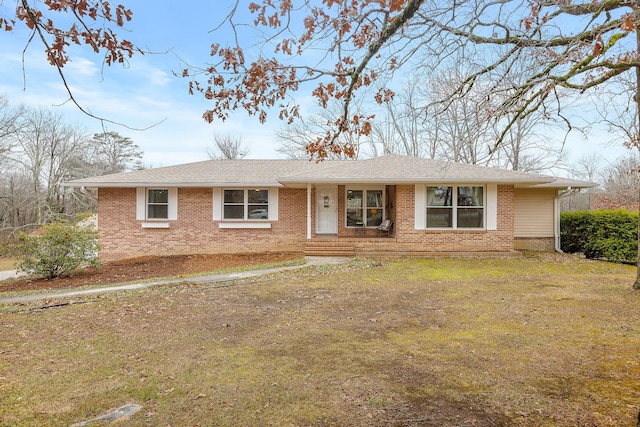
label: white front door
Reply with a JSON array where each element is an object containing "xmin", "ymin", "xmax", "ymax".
[{"xmin": 316, "ymin": 187, "xmax": 338, "ymax": 234}]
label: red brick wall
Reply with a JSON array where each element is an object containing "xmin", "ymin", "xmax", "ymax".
[
  {"xmin": 344, "ymin": 184, "xmax": 515, "ymax": 254},
  {"xmin": 98, "ymin": 184, "xmax": 517, "ymax": 261},
  {"xmin": 97, "ymin": 187, "xmax": 308, "ymax": 261},
  {"xmin": 391, "ymin": 184, "xmax": 514, "ymax": 252}
]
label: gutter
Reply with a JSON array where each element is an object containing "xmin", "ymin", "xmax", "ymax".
[{"xmin": 64, "ymin": 182, "xmax": 285, "ymax": 188}]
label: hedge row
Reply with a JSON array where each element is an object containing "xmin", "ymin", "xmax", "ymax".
[{"xmin": 560, "ymin": 210, "xmax": 638, "ymax": 264}]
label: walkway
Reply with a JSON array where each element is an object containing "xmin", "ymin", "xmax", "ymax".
[
  {"xmin": 0, "ymin": 270, "xmax": 23, "ymax": 281},
  {"xmin": 0, "ymin": 256, "xmax": 350, "ymax": 305}
]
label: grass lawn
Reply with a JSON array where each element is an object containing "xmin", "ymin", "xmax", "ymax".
[{"xmin": 0, "ymin": 253, "xmax": 639, "ymax": 426}]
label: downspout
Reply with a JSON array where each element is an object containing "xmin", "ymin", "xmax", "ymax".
[
  {"xmin": 554, "ymin": 186, "xmax": 579, "ymax": 253},
  {"xmin": 554, "ymin": 191, "xmax": 563, "ymax": 253},
  {"xmin": 307, "ymin": 184, "xmax": 312, "ymax": 240}
]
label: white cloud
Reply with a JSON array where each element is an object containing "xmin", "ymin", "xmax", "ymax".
[
  {"xmin": 65, "ymin": 56, "xmax": 99, "ymax": 77},
  {"xmin": 143, "ymin": 66, "xmax": 172, "ymax": 87}
]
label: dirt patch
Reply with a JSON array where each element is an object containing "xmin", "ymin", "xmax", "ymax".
[{"xmin": 0, "ymin": 252, "xmax": 303, "ymax": 293}]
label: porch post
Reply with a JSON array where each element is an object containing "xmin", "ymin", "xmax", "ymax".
[{"xmin": 307, "ymin": 184, "xmax": 312, "ymax": 240}]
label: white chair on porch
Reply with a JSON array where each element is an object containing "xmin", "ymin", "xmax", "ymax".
[{"xmin": 376, "ymin": 219, "xmax": 392, "ymax": 237}]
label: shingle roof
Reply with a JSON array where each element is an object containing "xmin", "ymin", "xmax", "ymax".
[
  {"xmin": 279, "ymin": 155, "xmax": 552, "ymax": 185},
  {"xmin": 64, "ymin": 159, "xmax": 347, "ymax": 188},
  {"xmin": 64, "ymin": 155, "xmax": 596, "ymax": 189}
]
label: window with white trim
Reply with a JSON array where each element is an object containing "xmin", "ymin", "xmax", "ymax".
[
  {"xmin": 426, "ymin": 186, "xmax": 484, "ymax": 229},
  {"xmin": 147, "ymin": 189, "xmax": 169, "ymax": 219},
  {"xmin": 136, "ymin": 188, "xmax": 177, "ymax": 223},
  {"xmin": 223, "ymin": 189, "xmax": 269, "ymax": 220},
  {"xmin": 346, "ymin": 188, "xmax": 384, "ymax": 227}
]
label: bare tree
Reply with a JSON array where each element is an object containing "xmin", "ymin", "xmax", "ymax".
[
  {"xmin": 368, "ymin": 77, "xmax": 435, "ymax": 158},
  {"xmin": 595, "ymin": 154, "xmax": 640, "ymax": 211},
  {"xmin": 576, "ymin": 154, "xmax": 605, "ymax": 184},
  {"xmin": 490, "ymin": 113, "xmax": 569, "ymax": 173},
  {"xmin": 206, "ymin": 134, "xmax": 249, "ymax": 160},
  {"xmin": 0, "ymin": 96, "xmax": 24, "ymax": 176},
  {"xmin": 277, "ymin": 102, "xmax": 365, "ymax": 160},
  {"xmin": 596, "ymin": 71, "xmax": 640, "ymax": 156},
  {"xmin": 0, "ymin": 95, "xmax": 24, "ymax": 142},
  {"xmin": 1, "ymin": 107, "xmax": 91, "ymax": 224},
  {"xmin": 560, "ymin": 154, "xmax": 605, "ymax": 211},
  {"xmin": 426, "ymin": 68, "xmax": 497, "ymax": 164},
  {"xmin": 367, "ymin": 66, "xmax": 567, "ymax": 172}
]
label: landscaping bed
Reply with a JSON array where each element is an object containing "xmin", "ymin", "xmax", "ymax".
[{"xmin": 0, "ymin": 252, "xmax": 304, "ymax": 292}]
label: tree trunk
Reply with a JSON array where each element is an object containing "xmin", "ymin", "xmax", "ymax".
[
  {"xmin": 635, "ymin": 181, "xmax": 640, "ymax": 288},
  {"xmin": 634, "ymin": 25, "xmax": 640, "ymax": 290},
  {"xmin": 635, "ymin": 190, "xmax": 640, "ymax": 289}
]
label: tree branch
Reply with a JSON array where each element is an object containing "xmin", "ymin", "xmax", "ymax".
[{"xmin": 328, "ymin": 0, "xmax": 426, "ymax": 148}]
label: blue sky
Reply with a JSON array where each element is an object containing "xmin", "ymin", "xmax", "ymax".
[
  {"xmin": 0, "ymin": 1, "xmax": 291, "ymax": 166},
  {"xmin": 0, "ymin": 1, "xmax": 628, "ymax": 172}
]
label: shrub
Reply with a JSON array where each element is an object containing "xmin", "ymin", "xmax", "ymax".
[
  {"xmin": 10, "ymin": 215, "xmax": 100, "ymax": 279},
  {"xmin": 561, "ymin": 210, "xmax": 638, "ymax": 264}
]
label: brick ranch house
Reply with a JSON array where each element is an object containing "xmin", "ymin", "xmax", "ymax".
[{"xmin": 64, "ymin": 155, "xmax": 596, "ymax": 262}]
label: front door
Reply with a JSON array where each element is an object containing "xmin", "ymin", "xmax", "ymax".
[{"xmin": 316, "ymin": 187, "xmax": 338, "ymax": 234}]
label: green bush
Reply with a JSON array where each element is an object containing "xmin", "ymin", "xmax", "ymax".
[
  {"xmin": 10, "ymin": 215, "xmax": 100, "ymax": 279},
  {"xmin": 561, "ymin": 210, "xmax": 638, "ymax": 264}
]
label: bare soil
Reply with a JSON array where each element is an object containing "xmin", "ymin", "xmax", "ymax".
[{"xmin": 0, "ymin": 252, "xmax": 303, "ymax": 293}]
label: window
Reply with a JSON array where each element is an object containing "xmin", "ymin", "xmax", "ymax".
[
  {"xmin": 426, "ymin": 186, "xmax": 484, "ymax": 229},
  {"xmin": 223, "ymin": 189, "xmax": 269, "ymax": 220},
  {"xmin": 426, "ymin": 186, "xmax": 453, "ymax": 228},
  {"xmin": 136, "ymin": 188, "xmax": 177, "ymax": 223},
  {"xmin": 346, "ymin": 188, "xmax": 383, "ymax": 227},
  {"xmin": 147, "ymin": 189, "xmax": 169, "ymax": 219},
  {"xmin": 457, "ymin": 186, "xmax": 484, "ymax": 228}
]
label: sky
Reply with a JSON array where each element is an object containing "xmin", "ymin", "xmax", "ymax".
[
  {"xmin": 0, "ymin": 1, "xmax": 290, "ymax": 167},
  {"xmin": 0, "ymin": 1, "xmax": 629, "ymax": 172}
]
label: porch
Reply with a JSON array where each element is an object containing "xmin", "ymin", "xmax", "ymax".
[{"xmin": 304, "ymin": 234, "xmax": 522, "ymax": 258}]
